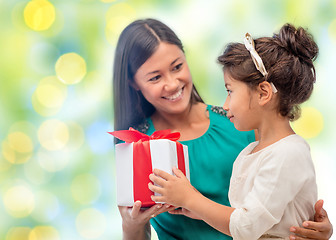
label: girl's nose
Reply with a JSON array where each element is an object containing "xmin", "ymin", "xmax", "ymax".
[{"xmin": 223, "ymin": 97, "xmax": 229, "ymax": 111}]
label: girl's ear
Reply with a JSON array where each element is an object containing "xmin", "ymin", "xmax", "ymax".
[{"xmin": 257, "ymin": 81, "xmax": 274, "ymax": 106}]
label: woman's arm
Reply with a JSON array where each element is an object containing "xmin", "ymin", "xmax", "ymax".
[
  {"xmin": 118, "ymin": 201, "xmax": 174, "ymax": 240},
  {"xmin": 289, "ymin": 200, "xmax": 333, "ymax": 240}
]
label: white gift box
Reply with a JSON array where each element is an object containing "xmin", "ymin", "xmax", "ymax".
[{"xmin": 115, "ymin": 139, "xmax": 189, "ymax": 207}]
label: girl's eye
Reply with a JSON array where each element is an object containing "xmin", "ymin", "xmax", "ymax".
[
  {"xmin": 149, "ymin": 75, "xmax": 161, "ymax": 81},
  {"xmin": 173, "ymin": 63, "xmax": 183, "ymax": 71},
  {"xmin": 226, "ymin": 89, "xmax": 232, "ymax": 95}
]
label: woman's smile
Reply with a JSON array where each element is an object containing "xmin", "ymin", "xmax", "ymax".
[{"xmin": 163, "ymin": 87, "xmax": 184, "ymax": 101}]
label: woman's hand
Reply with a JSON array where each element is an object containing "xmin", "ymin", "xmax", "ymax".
[
  {"xmin": 118, "ymin": 200, "xmax": 174, "ymax": 240},
  {"xmin": 289, "ymin": 199, "xmax": 333, "ymax": 240},
  {"xmin": 148, "ymin": 167, "xmax": 199, "ymax": 208},
  {"xmin": 169, "ymin": 207, "xmax": 202, "ymax": 220}
]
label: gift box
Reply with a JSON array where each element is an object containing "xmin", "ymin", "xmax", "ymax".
[{"xmin": 109, "ymin": 128, "xmax": 190, "ymax": 207}]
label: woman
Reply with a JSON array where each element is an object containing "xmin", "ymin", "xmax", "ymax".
[{"xmin": 113, "ymin": 18, "xmax": 333, "ymax": 240}]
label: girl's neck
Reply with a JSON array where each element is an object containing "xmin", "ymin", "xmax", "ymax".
[{"xmin": 252, "ymin": 115, "xmax": 295, "ymax": 153}]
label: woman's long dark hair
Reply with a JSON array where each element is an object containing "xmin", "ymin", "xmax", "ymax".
[{"xmin": 113, "ymin": 18, "xmax": 203, "ymax": 138}]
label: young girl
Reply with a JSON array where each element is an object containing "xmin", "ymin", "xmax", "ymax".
[{"xmin": 149, "ymin": 23, "xmax": 320, "ymax": 239}]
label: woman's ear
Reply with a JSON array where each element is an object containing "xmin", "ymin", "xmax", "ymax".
[
  {"xmin": 257, "ymin": 81, "xmax": 274, "ymax": 106},
  {"xmin": 130, "ymin": 81, "xmax": 140, "ymax": 91}
]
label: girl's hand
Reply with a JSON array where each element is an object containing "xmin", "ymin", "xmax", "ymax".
[
  {"xmin": 148, "ymin": 167, "xmax": 198, "ymax": 208},
  {"xmin": 118, "ymin": 201, "xmax": 174, "ymax": 240},
  {"xmin": 289, "ymin": 200, "xmax": 333, "ymax": 240},
  {"xmin": 169, "ymin": 207, "xmax": 202, "ymax": 220}
]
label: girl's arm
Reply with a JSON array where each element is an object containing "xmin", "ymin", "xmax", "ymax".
[{"xmin": 149, "ymin": 167, "xmax": 234, "ymax": 236}]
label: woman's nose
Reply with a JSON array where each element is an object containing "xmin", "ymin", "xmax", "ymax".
[{"xmin": 164, "ymin": 74, "xmax": 179, "ymax": 90}]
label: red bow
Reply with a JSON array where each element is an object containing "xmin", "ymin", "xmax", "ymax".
[
  {"xmin": 108, "ymin": 127, "xmax": 180, "ymax": 143},
  {"xmin": 109, "ymin": 127, "xmax": 185, "ymax": 207}
]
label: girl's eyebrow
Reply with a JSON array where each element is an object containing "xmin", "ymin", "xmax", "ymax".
[{"xmin": 145, "ymin": 57, "xmax": 181, "ymax": 76}]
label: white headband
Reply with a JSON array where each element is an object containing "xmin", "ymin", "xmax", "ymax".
[{"xmin": 244, "ymin": 33, "xmax": 278, "ymax": 93}]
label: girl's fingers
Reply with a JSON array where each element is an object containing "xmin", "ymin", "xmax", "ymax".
[
  {"xmin": 151, "ymin": 195, "xmax": 165, "ymax": 203},
  {"xmin": 153, "ymin": 168, "xmax": 172, "ymax": 180},
  {"xmin": 149, "ymin": 173, "xmax": 167, "ymax": 186},
  {"xmin": 172, "ymin": 166, "xmax": 185, "ymax": 178},
  {"xmin": 148, "ymin": 182, "xmax": 164, "ymax": 194}
]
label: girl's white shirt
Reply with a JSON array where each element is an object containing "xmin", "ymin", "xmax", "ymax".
[{"xmin": 229, "ymin": 134, "xmax": 317, "ymax": 240}]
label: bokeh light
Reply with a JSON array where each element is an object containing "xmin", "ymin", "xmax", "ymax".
[
  {"xmin": 32, "ymin": 76, "xmax": 67, "ymax": 116},
  {"xmin": 24, "ymin": 157, "xmax": 54, "ymax": 185},
  {"xmin": 6, "ymin": 227, "xmax": 31, "ymax": 240},
  {"xmin": 31, "ymin": 191, "xmax": 60, "ymax": 222},
  {"xmin": 1, "ymin": 0, "xmax": 336, "ymax": 239},
  {"xmin": 105, "ymin": 3, "xmax": 136, "ymax": 45},
  {"xmin": 101, "ymin": 0, "xmax": 117, "ymax": 3},
  {"xmin": 29, "ymin": 226, "xmax": 60, "ymax": 240},
  {"xmin": 37, "ymin": 119, "xmax": 69, "ymax": 151},
  {"xmin": 8, "ymin": 131, "xmax": 33, "ymax": 153},
  {"xmin": 328, "ymin": 18, "xmax": 336, "ymax": 43},
  {"xmin": 292, "ymin": 107, "xmax": 324, "ymax": 139},
  {"xmin": 37, "ymin": 148, "xmax": 70, "ymax": 172},
  {"xmin": 24, "ymin": 0, "xmax": 56, "ymax": 31},
  {"xmin": 71, "ymin": 173, "xmax": 101, "ymax": 204},
  {"xmin": 3, "ymin": 185, "xmax": 35, "ymax": 218},
  {"xmin": 63, "ymin": 122, "xmax": 85, "ymax": 152},
  {"xmin": 2, "ymin": 138, "xmax": 32, "ymax": 165},
  {"xmin": 55, "ymin": 53, "xmax": 87, "ymax": 85},
  {"xmin": 76, "ymin": 208, "xmax": 107, "ymax": 239}
]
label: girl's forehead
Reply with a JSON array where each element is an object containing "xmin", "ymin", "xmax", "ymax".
[{"xmin": 223, "ymin": 71, "xmax": 236, "ymax": 83}]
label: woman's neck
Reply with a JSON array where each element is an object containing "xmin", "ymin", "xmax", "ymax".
[{"xmin": 151, "ymin": 102, "xmax": 209, "ymax": 141}]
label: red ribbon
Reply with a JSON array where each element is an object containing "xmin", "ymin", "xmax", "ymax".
[
  {"xmin": 108, "ymin": 127, "xmax": 181, "ymax": 143},
  {"xmin": 109, "ymin": 128, "xmax": 186, "ymax": 207}
]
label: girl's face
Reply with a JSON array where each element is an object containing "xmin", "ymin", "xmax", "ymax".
[
  {"xmin": 134, "ymin": 42, "xmax": 193, "ymax": 115},
  {"xmin": 223, "ymin": 71, "xmax": 259, "ymax": 131}
]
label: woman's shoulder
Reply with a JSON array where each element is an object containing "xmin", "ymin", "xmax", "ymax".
[
  {"xmin": 207, "ymin": 104, "xmax": 255, "ymax": 143},
  {"xmin": 132, "ymin": 119, "xmax": 150, "ymax": 134},
  {"xmin": 208, "ymin": 105, "xmax": 227, "ymax": 117}
]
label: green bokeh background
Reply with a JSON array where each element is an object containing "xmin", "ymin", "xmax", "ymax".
[{"xmin": 1, "ymin": 0, "xmax": 335, "ymax": 239}]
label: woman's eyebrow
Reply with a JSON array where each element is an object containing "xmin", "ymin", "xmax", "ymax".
[
  {"xmin": 170, "ymin": 57, "xmax": 180, "ymax": 66},
  {"xmin": 145, "ymin": 57, "xmax": 181, "ymax": 76}
]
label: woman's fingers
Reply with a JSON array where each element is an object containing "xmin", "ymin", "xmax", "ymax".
[
  {"xmin": 130, "ymin": 200, "xmax": 142, "ymax": 219},
  {"xmin": 169, "ymin": 208, "xmax": 184, "ymax": 215}
]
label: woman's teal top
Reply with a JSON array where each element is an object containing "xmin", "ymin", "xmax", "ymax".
[{"xmin": 135, "ymin": 105, "xmax": 255, "ymax": 240}]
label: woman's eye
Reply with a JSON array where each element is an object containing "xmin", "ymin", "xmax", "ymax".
[
  {"xmin": 173, "ymin": 63, "xmax": 183, "ymax": 71},
  {"xmin": 227, "ymin": 90, "xmax": 232, "ymax": 95},
  {"xmin": 149, "ymin": 75, "xmax": 161, "ymax": 81}
]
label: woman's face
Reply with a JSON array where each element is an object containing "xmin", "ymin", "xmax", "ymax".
[{"xmin": 134, "ymin": 42, "xmax": 193, "ymax": 115}]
